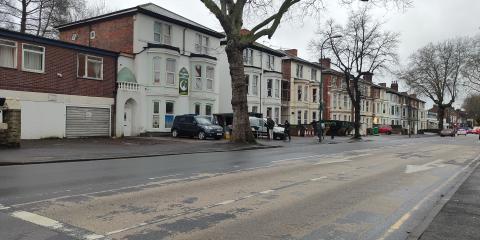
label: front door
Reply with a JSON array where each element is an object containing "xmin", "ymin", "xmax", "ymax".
[{"xmin": 123, "ymin": 107, "xmax": 132, "ymax": 137}]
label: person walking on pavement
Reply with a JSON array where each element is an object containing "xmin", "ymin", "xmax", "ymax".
[
  {"xmin": 311, "ymin": 120, "xmax": 318, "ymax": 137},
  {"xmin": 266, "ymin": 117, "xmax": 275, "ymax": 140},
  {"xmin": 331, "ymin": 123, "xmax": 336, "ymax": 140},
  {"xmin": 284, "ymin": 120, "xmax": 291, "ymax": 141}
]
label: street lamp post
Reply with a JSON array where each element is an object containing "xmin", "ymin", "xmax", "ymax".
[{"xmin": 318, "ymin": 34, "xmax": 342, "ymax": 143}]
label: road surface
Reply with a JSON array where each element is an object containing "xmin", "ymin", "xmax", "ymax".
[{"xmin": 0, "ymin": 135, "xmax": 479, "ymax": 240}]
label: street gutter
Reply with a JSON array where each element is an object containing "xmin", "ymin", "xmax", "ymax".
[{"xmin": 0, "ymin": 145, "xmax": 281, "ymax": 166}]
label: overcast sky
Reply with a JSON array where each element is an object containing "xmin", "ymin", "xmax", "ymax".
[{"xmin": 91, "ymin": 0, "xmax": 480, "ymax": 107}]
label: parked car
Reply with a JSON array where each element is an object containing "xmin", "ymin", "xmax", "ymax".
[
  {"xmin": 171, "ymin": 114, "xmax": 224, "ymax": 140},
  {"xmin": 378, "ymin": 125, "xmax": 393, "ymax": 135},
  {"xmin": 249, "ymin": 117, "xmax": 285, "ymax": 140},
  {"xmin": 472, "ymin": 127, "xmax": 480, "ymax": 134},
  {"xmin": 456, "ymin": 128, "xmax": 467, "ymax": 136},
  {"xmin": 440, "ymin": 128, "xmax": 456, "ymax": 137}
]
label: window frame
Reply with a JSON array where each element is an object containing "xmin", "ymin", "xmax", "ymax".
[
  {"xmin": 274, "ymin": 79, "xmax": 280, "ymax": 98},
  {"xmin": 165, "ymin": 58, "xmax": 176, "ymax": 85},
  {"xmin": 152, "ymin": 100, "xmax": 160, "ymax": 129},
  {"xmin": 252, "ymin": 75, "xmax": 258, "ymax": 96},
  {"xmin": 165, "ymin": 101, "xmax": 175, "ymax": 129},
  {"xmin": 194, "ymin": 64, "xmax": 203, "ymax": 90},
  {"xmin": 0, "ymin": 38, "xmax": 17, "ymax": 69},
  {"xmin": 152, "ymin": 56, "xmax": 161, "ymax": 84},
  {"xmin": 243, "ymin": 48, "xmax": 254, "ymax": 65},
  {"xmin": 195, "ymin": 33, "xmax": 209, "ymax": 55},
  {"xmin": 206, "ymin": 66, "xmax": 214, "ymax": 90},
  {"xmin": 154, "ymin": 21, "xmax": 172, "ymax": 45},
  {"xmin": 22, "ymin": 43, "xmax": 45, "ymax": 73},
  {"xmin": 311, "ymin": 69, "xmax": 317, "ymax": 81},
  {"xmin": 267, "ymin": 79, "xmax": 273, "ymax": 97},
  {"xmin": 77, "ymin": 53, "xmax": 104, "ymax": 80}
]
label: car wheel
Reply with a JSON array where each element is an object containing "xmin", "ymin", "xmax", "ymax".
[
  {"xmin": 172, "ymin": 129, "xmax": 178, "ymax": 138},
  {"xmin": 198, "ymin": 131, "xmax": 206, "ymax": 140}
]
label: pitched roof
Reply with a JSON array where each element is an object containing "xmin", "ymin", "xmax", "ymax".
[{"xmin": 56, "ymin": 3, "xmax": 225, "ymax": 38}]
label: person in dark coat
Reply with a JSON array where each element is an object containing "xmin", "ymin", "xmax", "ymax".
[
  {"xmin": 266, "ymin": 118, "xmax": 275, "ymax": 140},
  {"xmin": 284, "ymin": 120, "xmax": 291, "ymax": 141},
  {"xmin": 311, "ymin": 120, "xmax": 318, "ymax": 136}
]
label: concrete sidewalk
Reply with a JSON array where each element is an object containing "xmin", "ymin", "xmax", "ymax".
[
  {"xmin": 417, "ymin": 162, "xmax": 480, "ymax": 240},
  {"xmin": 0, "ymin": 137, "xmax": 280, "ymax": 165}
]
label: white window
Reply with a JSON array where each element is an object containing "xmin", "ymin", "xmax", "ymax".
[
  {"xmin": 165, "ymin": 101, "xmax": 175, "ymax": 128},
  {"xmin": 243, "ymin": 49, "xmax": 253, "ymax": 65},
  {"xmin": 274, "ymin": 79, "xmax": 280, "ymax": 98},
  {"xmin": 252, "ymin": 75, "xmax": 258, "ymax": 96},
  {"xmin": 195, "ymin": 34, "xmax": 209, "ymax": 54},
  {"xmin": 251, "ymin": 106, "xmax": 258, "ymax": 113},
  {"xmin": 245, "ymin": 74, "xmax": 250, "ymax": 95},
  {"xmin": 333, "ymin": 94, "xmax": 337, "ymax": 109},
  {"xmin": 206, "ymin": 66, "xmax": 214, "ymax": 90},
  {"xmin": 152, "ymin": 101, "xmax": 160, "ymax": 129},
  {"xmin": 333, "ymin": 114, "xmax": 337, "ymax": 120},
  {"xmin": 304, "ymin": 86, "xmax": 308, "ymax": 101},
  {"xmin": 312, "ymin": 111, "xmax": 317, "ymax": 121},
  {"xmin": 153, "ymin": 57, "xmax": 161, "ymax": 84},
  {"xmin": 77, "ymin": 54, "xmax": 103, "ymax": 80},
  {"xmin": 311, "ymin": 69, "xmax": 317, "ymax": 81},
  {"xmin": 205, "ymin": 104, "xmax": 212, "ymax": 115},
  {"xmin": 0, "ymin": 39, "xmax": 16, "ymax": 68},
  {"xmin": 304, "ymin": 111, "xmax": 308, "ymax": 124},
  {"xmin": 267, "ymin": 55, "xmax": 275, "ymax": 70},
  {"xmin": 22, "ymin": 44, "xmax": 44, "ymax": 73},
  {"xmin": 344, "ymin": 96, "xmax": 348, "ymax": 109},
  {"xmin": 194, "ymin": 65, "xmax": 202, "ymax": 90},
  {"xmin": 274, "ymin": 107, "xmax": 280, "ymax": 124},
  {"xmin": 267, "ymin": 79, "xmax": 273, "ymax": 97},
  {"xmin": 297, "ymin": 111, "xmax": 302, "ymax": 125},
  {"xmin": 297, "ymin": 85, "xmax": 302, "ymax": 101},
  {"xmin": 296, "ymin": 64, "xmax": 303, "ymax": 78},
  {"xmin": 154, "ymin": 22, "xmax": 172, "ymax": 45},
  {"xmin": 312, "ymin": 88, "xmax": 317, "ymax": 103},
  {"xmin": 166, "ymin": 58, "xmax": 176, "ymax": 85},
  {"xmin": 267, "ymin": 107, "xmax": 272, "ymax": 118}
]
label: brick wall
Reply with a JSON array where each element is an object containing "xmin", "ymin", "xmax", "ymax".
[
  {"xmin": 282, "ymin": 59, "xmax": 291, "ymax": 81},
  {"xmin": 0, "ymin": 39, "xmax": 116, "ymax": 98},
  {"xmin": 59, "ymin": 15, "xmax": 134, "ymax": 54}
]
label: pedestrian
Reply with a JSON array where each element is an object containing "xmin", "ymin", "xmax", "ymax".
[
  {"xmin": 311, "ymin": 120, "xmax": 318, "ymax": 137},
  {"xmin": 267, "ymin": 117, "xmax": 275, "ymax": 140},
  {"xmin": 284, "ymin": 120, "xmax": 291, "ymax": 141},
  {"xmin": 331, "ymin": 123, "xmax": 336, "ymax": 140}
]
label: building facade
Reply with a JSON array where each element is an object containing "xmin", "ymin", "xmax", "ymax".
[
  {"xmin": 218, "ymin": 42, "xmax": 285, "ymax": 123},
  {"xmin": 57, "ymin": 3, "xmax": 225, "ymax": 136},
  {"xmin": 0, "ymin": 28, "xmax": 117, "ymax": 139},
  {"xmin": 281, "ymin": 49, "xmax": 321, "ymax": 125}
]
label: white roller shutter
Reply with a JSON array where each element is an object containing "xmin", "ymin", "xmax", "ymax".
[{"xmin": 66, "ymin": 107, "xmax": 110, "ymax": 138}]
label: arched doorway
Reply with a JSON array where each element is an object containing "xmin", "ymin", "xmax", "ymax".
[{"xmin": 123, "ymin": 98, "xmax": 137, "ymax": 137}]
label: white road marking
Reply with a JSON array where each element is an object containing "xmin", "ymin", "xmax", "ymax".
[
  {"xmin": 84, "ymin": 234, "xmax": 104, "ymax": 240},
  {"xmin": 343, "ymin": 153, "xmax": 372, "ymax": 160},
  {"xmin": 378, "ymin": 154, "xmax": 480, "ymax": 240},
  {"xmin": 311, "ymin": 176, "xmax": 328, "ymax": 181},
  {"xmin": 242, "ymin": 194, "xmax": 255, "ymax": 199},
  {"xmin": 0, "ymin": 204, "xmax": 10, "ymax": 210},
  {"xmin": 148, "ymin": 173, "xmax": 183, "ymax": 180},
  {"xmin": 260, "ymin": 190, "xmax": 275, "ymax": 194},
  {"xmin": 405, "ymin": 159, "xmax": 447, "ymax": 174},
  {"xmin": 271, "ymin": 155, "xmax": 325, "ymax": 163},
  {"xmin": 12, "ymin": 211, "xmax": 64, "ymax": 229},
  {"xmin": 313, "ymin": 159, "xmax": 352, "ymax": 165},
  {"xmin": 216, "ymin": 200, "xmax": 235, "ymax": 205}
]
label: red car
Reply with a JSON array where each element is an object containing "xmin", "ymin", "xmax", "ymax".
[{"xmin": 378, "ymin": 125, "xmax": 393, "ymax": 135}]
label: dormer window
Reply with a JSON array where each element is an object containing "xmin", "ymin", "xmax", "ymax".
[{"xmin": 154, "ymin": 22, "xmax": 172, "ymax": 45}]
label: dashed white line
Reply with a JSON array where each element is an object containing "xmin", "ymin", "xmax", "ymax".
[
  {"xmin": 216, "ymin": 200, "xmax": 235, "ymax": 205},
  {"xmin": 11, "ymin": 211, "xmax": 64, "ymax": 229},
  {"xmin": 0, "ymin": 204, "xmax": 10, "ymax": 210},
  {"xmin": 84, "ymin": 234, "xmax": 104, "ymax": 240},
  {"xmin": 259, "ymin": 190, "xmax": 275, "ymax": 194},
  {"xmin": 311, "ymin": 176, "xmax": 328, "ymax": 181},
  {"xmin": 313, "ymin": 159, "xmax": 352, "ymax": 165}
]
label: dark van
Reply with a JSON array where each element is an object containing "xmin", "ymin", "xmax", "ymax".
[{"xmin": 171, "ymin": 114, "xmax": 224, "ymax": 140}]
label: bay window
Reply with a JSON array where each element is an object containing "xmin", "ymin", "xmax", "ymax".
[
  {"xmin": 206, "ymin": 66, "xmax": 214, "ymax": 90},
  {"xmin": 22, "ymin": 44, "xmax": 44, "ymax": 73},
  {"xmin": 252, "ymin": 75, "xmax": 258, "ymax": 95},
  {"xmin": 274, "ymin": 79, "xmax": 280, "ymax": 98},
  {"xmin": 153, "ymin": 57, "xmax": 161, "ymax": 84},
  {"xmin": 166, "ymin": 58, "xmax": 176, "ymax": 85},
  {"xmin": 194, "ymin": 65, "xmax": 202, "ymax": 90},
  {"xmin": 267, "ymin": 79, "xmax": 273, "ymax": 97},
  {"xmin": 0, "ymin": 39, "xmax": 16, "ymax": 68}
]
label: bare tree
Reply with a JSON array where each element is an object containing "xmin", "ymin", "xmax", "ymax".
[
  {"xmin": 201, "ymin": 0, "xmax": 408, "ymax": 143},
  {"xmin": 462, "ymin": 94, "xmax": 480, "ymax": 126},
  {"xmin": 463, "ymin": 35, "xmax": 480, "ymax": 92},
  {"xmin": 311, "ymin": 7, "xmax": 400, "ymax": 139},
  {"xmin": 0, "ymin": 0, "xmax": 112, "ymax": 37},
  {"xmin": 401, "ymin": 38, "xmax": 471, "ymax": 130}
]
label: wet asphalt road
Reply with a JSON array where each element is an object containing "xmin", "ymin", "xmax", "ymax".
[{"xmin": 0, "ymin": 135, "xmax": 479, "ymax": 240}]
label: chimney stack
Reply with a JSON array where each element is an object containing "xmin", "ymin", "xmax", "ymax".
[
  {"xmin": 379, "ymin": 83, "xmax": 387, "ymax": 87},
  {"xmin": 285, "ymin": 49, "xmax": 298, "ymax": 57},
  {"xmin": 391, "ymin": 81, "xmax": 399, "ymax": 91},
  {"xmin": 319, "ymin": 58, "xmax": 331, "ymax": 69},
  {"xmin": 363, "ymin": 72, "xmax": 373, "ymax": 82}
]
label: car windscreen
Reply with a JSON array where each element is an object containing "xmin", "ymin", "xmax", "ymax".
[{"xmin": 195, "ymin": 116, "xmax": 212, "ymax": 125}]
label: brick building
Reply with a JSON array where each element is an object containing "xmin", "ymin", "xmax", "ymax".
[{"xmin": 0, "ymin": 28, "xmax": 118, "ymax": 139}]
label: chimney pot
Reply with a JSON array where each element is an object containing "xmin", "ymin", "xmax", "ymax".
[{"xmin": 391, "ymin": 81, "xmax": 399, "ymax": 91}]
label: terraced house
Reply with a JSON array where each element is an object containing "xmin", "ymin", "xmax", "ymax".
[
  {"xmin": 281, "ymin": 49, "xmax": 321, "ymax": 125},
  {"xmin": 218, "ymin": 41, "xmax": 285, "ymax": 123},
  {"xmin": 56, "ymin": 3, "xmax": 224, "ymax": 136}
]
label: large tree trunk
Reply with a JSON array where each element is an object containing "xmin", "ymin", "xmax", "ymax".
[
  {"xmin": 437, "ymin": 106, "xmax": 445, "ymax": 130},
  {"xmin": 20, "ymin": 0, "xmax": 27, "ymax": 33},
  {"xmin": 225, "ymin": 45, "xmax": 256, "ymax": 144},
  {"xmin": 353, "ymin": 97, "xmax": 362, "ymax": 139}
]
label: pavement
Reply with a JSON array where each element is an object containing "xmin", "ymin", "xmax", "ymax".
[
  {"xmin": 417, "ymin": 159, "xmax": 480, "ymax": 240},
  {"xmin": 0, "ymin": 134, "xmax": 478, "ymax": 240}
]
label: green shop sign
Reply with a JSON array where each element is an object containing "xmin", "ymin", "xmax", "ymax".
[{"xmin": 179, "ymin": 67, "xmax": 189, "ymax": 95}]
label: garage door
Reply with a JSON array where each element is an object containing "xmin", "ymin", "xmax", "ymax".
[{"xmin": 66, "ymin": 107, "xmax": 110, "ymax": 138}]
